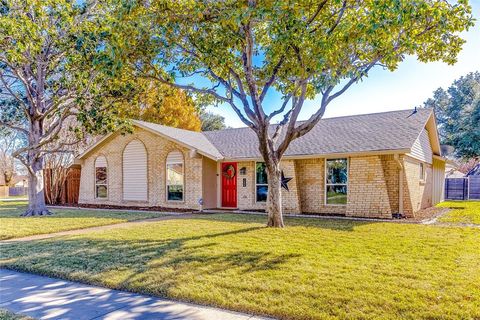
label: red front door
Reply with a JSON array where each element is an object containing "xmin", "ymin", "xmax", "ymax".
[{"xmin": 221, "ymin": 162, "xmax": 237, "ymax": 208}]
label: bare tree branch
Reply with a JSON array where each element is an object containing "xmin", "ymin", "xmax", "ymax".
[
  {"xmin": 306, "ymin": 0, "xmax": 328, "ymax": 25},
  {"xmin": 260, "ymin": 55, "xmax": 285, "ymax": 102},
  {"xmin": 241, "ymin": 20, "xmax": 265, "ymax": 121},
  {"xmin": 0, "ymin": 72, "xmax": 29, "ymax": 112},
  {"xmin": 0, "ymin": 120, "xmax": 28, "ymax": 135},
  {"xmin": 267, "ymin": 93, "xmax": 292, "ymax": 120},
  {"xmin": 327, "ymin": 0, "xmax": 347, "ymax": 35}
]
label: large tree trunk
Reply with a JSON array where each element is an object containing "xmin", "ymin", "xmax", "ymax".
[
  {"xmin": 22, "ymin": 157, "xmax": 51, "ymax": 216},
  {"xmin": 21, "ymin": 116, "xmax": 52, "ymax": 216},
  {"xmin": 266, "ymin": 160, "xmax": 284, "ymax": 228}
]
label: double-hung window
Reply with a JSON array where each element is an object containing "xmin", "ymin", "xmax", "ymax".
[
  {"xmin": 325, "ymin": 158, "xmax": 348, "ymax": 205},
  {"xmin": 166, "ymin": 151, "xmax": 184, "ymax": 201},
  {"xmin": 255, "ymin": 162, "xmax": 268, "ymax": 202},
  {"xmin": 95, "ymin": 156, "xmax": 108, "ymax": 199},
  {"xmin": 419, "ymin": 163, "xmax": 425, "ymax": 181}
]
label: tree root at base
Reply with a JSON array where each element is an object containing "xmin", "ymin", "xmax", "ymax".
[{"xmin": 20, "ymin": 209, "xmax": 53, "ymax": 217}]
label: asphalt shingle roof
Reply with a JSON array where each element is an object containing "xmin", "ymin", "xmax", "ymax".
[
  {"xmin": 202, "ymin": 108, "xmax": 433, "ymax": 159},
  {"xmin": 80, "ymin": 109, "xmax": 433, "ymax": 161}
]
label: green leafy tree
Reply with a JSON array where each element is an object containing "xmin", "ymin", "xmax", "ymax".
[
  {"xmin": 199, "ymin": 111, "xmax": 227, "ymax": 131},
  {"xmin": 116, "ymin": 79, "xmax": 202, "ymax": 131},
  {"xmin": 0, "ymin": 0, "xmax": 128, "ymax": 216},
  {"xmin": 113, "ymin": 0, "xmax": 472, "ymax": 227},
  {"xmin": 424, "ymin": 71, "xmax": 480, "ymax": 159}
]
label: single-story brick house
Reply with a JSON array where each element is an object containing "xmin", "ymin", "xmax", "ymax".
[{"xmin": 75, "ymin": 108, "xmax": 446, "ymax": 218}]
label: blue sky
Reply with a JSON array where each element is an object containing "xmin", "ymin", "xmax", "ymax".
[{"xmin": 204, "ymin": 0, "xmax": 480, "ymax": 128}]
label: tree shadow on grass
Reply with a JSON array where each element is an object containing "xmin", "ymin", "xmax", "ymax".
[{"xmin": 0, "ymin": 225, "xmax": 300, "ymax": 300}]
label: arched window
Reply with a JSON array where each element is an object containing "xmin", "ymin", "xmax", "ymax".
[
  {"xmin": 123, "ymin": 140, "xmax": 148, "ymax": 201},
  {"xmin": 95, "ymin": 156, "xmax": 108, "ymax": 198},
  {"xmin": 166, "ymin": 150, "xmax": 184, "ymax": 201}
]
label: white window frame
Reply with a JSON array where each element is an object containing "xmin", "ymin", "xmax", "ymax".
[
  {"xmin": 255, "ymin": 162, "xmax": 268, "ymax": 203},
  {"xmin": 419, "ymin": 162, "xmax": 425, "ymax": 182},
  {"xmin": 94, "ymin": 156, "xmax": 108, "ymax": 199},
  {"xmin": 166, "ymin": 151, "xmax": 185, "ymax": 202},
  {"xmin": 324, "ymin": 158, "xmax": 349, "ymax": 206}
]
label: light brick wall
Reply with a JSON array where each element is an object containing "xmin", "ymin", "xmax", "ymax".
[
  {"xmin": 280, "ymin": 160, "xmax": 301, "ymax": 214},
  {"xmin": 382, "ymin": 155, "xmax": 400, "ymax": 214},
  {"xmin": 236, "ymin": 160, "xmax": 301, "ymax": 213},
  {"xmin": 79, "ymin": 128, "xmax": 203, "ymax": 210},
  {"xmin": 402, "ymin": 155, "xmax": 433, "ymax": 217},
  {"xmin": 79, "ymin": 128, "xmax": 434, "ymax": 218},
  {"xmin": 295, "ymin": 158, "xmax": 347, "ymax": 215},
  {"xmin": 236, "ymin": 161, "xmax": 260, "ymax": 210},
  {"xmin": 234, "ymin": 155, "xmax": 433, "ymax": 218},
  {"xmin": 346, "ymin": 155, "xmax": 398, "ymax": 218}
]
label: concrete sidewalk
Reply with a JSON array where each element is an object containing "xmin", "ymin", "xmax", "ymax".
[{"xmin": 0, "ymin": 269, "xmax": 270, "ymax": 320}]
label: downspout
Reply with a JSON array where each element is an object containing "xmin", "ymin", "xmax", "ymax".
[{"xmin": 394, "ymin": 154, "xmax": 404, "ymax": 218}]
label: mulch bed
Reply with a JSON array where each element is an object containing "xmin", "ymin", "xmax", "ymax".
[
  {"xmin": 47, "ymin": 203, "xmax": 451, "ymax": 223},
  {"xmin": 407, "ymin": 206, "xmax": 450, "ymax": 222},
  {"xmin": 47, "ymin": 203, "xmax": 197, "ymax": 213}
]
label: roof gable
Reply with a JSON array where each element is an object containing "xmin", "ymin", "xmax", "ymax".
[
  {"xmin": 132, "ymin": 120, "xmax": 223, "ymax": 160},
  {"xmin": 77, "ymin": 120, "xmax": 222, "ymax": 160}
]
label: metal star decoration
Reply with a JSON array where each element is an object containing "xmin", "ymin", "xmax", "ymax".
[{"xmin": 281, "ymin": 171, "xmax": 293, "ymax": 191}]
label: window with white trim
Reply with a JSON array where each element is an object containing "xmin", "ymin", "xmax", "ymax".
[
  {"xmin": 325, "ymin": 158, "xmax": 348, "ymax": 205},
  {"xmin": 419, "ymin": 163, "xmax": 425, "ymax": 181},
  {"xmin": 255, "ymin": 162, "xmax": 268, "ymax": 202},
  {"xmin": 95, "ymin": 156, "xmax": 108, "ymax": 198},
  {"xmin": 166, "ymin": 151, "xmax": 184, "ymax": 201}
]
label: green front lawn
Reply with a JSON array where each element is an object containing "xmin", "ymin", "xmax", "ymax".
[
  {"xmin": 1, "ymin": 213, "xmax": 478, "ymax": 320},
  {"xmin": 0, "ymin": 309, "xmax": 33, "ymax": 320},
  {"xmin": 0, "ymin": 201, "xmax": 166, "ymax": 240},
  {"xmin": 437, "ymin": 201, "xmax": 480, "ymax": 225}
]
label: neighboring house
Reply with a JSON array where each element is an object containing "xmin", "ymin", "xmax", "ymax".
[
  {"xmin": 75, "ymin": 108, "xmax": 446, "ymax": 219},
  {"xmin": 0, "ymin": 174, "xmax": 28, "ymax": 197},
  {"xmin": 12, "ymin": 175, "xmax": 28, "ymax": 188},
  {"xmin": 445, "ymin": 162, "xmax": 464, "ymax": 178}
]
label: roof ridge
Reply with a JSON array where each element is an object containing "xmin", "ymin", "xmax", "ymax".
[
  {"xmin": 203, "ymin": 108, "xmax": 432, "ymax": 133},
  {"xmin": 316, "ymin": 107, "xmax": 431, "ymax": 121},
  {"xmin": 133, "ymin": 119, "xmax": 204, "ymax": 134}
]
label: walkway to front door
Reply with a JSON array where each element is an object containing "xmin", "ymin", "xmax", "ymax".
[{"xmin": 221, "ymin": 162, "xmax": 237, "ymax": 208}]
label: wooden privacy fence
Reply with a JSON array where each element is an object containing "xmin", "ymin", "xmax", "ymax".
[
  {"xmin": 444, "ymin": 177, "xmax": 480, "ymax": 200},
  {"xmin": 44, "ymin": 167, "xmax": 81, "ymax": 205}
]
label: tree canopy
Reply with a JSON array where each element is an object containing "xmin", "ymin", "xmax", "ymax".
[
  {"xmin": 199, "ymin": 111, "xmax": 227, "ymax": 131},
  {"xmin": 116, "ymin": 79, "xmax": 202, "ymax": 131},
  {"xmin": 0, "ymin": 0, "xmax": 130, "ymax": 215},
  {"xmin": 425, "ymin": 71, "xmax": 480, "ymax": 159},
  {"xmin": 111, "ymin": 0, "xmax": 473, "ymax": 227}
]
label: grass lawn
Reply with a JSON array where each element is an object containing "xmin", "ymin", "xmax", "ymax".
[
  {"xmin": 0, "ymin": 195, "xmax": 28, "ymax": 199},
  {"xmin": 437, "ymin": 201, "xmax": 480, "ymax": 225},
  {"xmin": 0, "ymin": 201, "xmax": 166, "ymax": 240},
  {"xmin": 1, "ymin": 213, "xmax": 478, "ymax": 320},
  {"xmin": 0, "ymin": 309, "xmax": 33, "ymax": 320}
]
